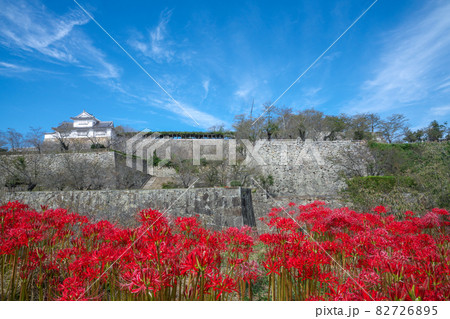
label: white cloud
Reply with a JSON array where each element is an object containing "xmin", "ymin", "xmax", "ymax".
[
  {"xmin": 129, "ymin": 9, "xmax": 174, "ymax": 63},
  {"xmin": 0, "ymin": 0, "xmax": 119, "ymax": 79},
  {"xmin": 346, "ymin": 1, "xmax": 450, "ymax": 114},
  {"xmin": 0, "ymin": 61, "xmax": 31, "ymax": 73},
  {"xmin": 430, "ymin": 105, "xmax": 450, "ymax": 116},
  {"xmin": 0, "ymin": 60, "xmax": 64, "ymax": 77},
  {"xmin": 234, "ymin": 80, "xmax": 257, "ymax": 99},
  {"xmin": 436, "ymin": 78, "xmax": 450, "ymax": 92},
  {"xmin": 201, "ymin": 79, "xmax": 210, "ymax": 102},
  {"xmin": 0, "ymin": 0, "xmax": 86, "ymax": 63},
  {"xmin": 150, "ymin": 96, "xmax": 227, "ymax": 129}
]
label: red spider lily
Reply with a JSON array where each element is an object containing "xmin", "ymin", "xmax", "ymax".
[
  {"xmin": 1, "ymin": 201, "xmax": 449, "ymax": 301},
  {"xmin": 57, "ymin": 277, "xmax": 89, "ymax": 301},
  {"xmin": 205, "ymin": 273, "xmax": 238, "ymax": 300},
  {"xmin": 373, "ymin": 205, "xmax": 388, "ymax": 215}
]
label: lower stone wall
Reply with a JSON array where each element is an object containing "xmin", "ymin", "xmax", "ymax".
[
  {"xmin": 0, "ymin": 188, "xmax": 256, "ymax": 230},
  {"xmin": 0, "ymin": 188, "xmax": 345, "ymax": 233}
]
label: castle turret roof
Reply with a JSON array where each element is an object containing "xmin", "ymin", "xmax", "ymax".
[{"xmin": 70, "ymin": 110, "xmax": 99, "ymax": 121}]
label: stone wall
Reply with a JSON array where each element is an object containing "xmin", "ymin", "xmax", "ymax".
[
  {"xmin": 0, "ymin": 188, "xmax": 256, "ymax": 230},
  {"xmin": 0, "ymin": 151, "xmax": 149, "ymax": 191},
  {"xmin": 119, "ymin": 139, "xmax": 370, "ymax": 232},
  {"xmin": 255, "ymin": 140, "xmax": 368, "ymax": 197},
  {"xmin": 129, "ymin": 138, "xmax": 369, "ymax": 196},
  {"xmin": 0, "ymin": 139, "xmax": 371, "ymax": 232}
]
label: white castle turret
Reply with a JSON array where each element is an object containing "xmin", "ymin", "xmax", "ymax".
[{"xmin": 44, "ymin": 110, "xmax": 114, "ymax": 140}]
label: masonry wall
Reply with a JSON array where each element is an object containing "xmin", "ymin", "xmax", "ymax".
[
  {"xmin": 0, "ymin": 140, "xmax": 371, "ymax": 232},
  {"xmin": 131, "ymin": 138, "xmax": 369, "ymax": 196},
  {"xmin": 0, "ymin": 151, "xmax": 149, "ymax": 191},
  {"xmin": 255, "ymin": 140, "xmax": 368, "ymax": 196},
  {"xmin": 0, "ymin": 188, "xmax": 256, "ymax": 230}
]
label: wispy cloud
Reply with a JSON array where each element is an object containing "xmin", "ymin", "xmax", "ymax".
[
  {"xmin": 234, "ymin": 80, "xmax": 258, "ymax": 100},
  {"xmin": 0, "ymin": 60, "xmax": 64, "ymax": 78},
  {"xmin": 430, "ymin": 105, "xmax": 450, "ymax": 117},
  {"xmin": 345, "ymin": 1, "xmax": 450, "ymax": 114},
  {"xmin": 129, "ymin": 9, "xmax": 175, "ymax": 63},
  {"xmin": 0, "ymin": 0, "xmax": 119, "ymax": 79},
  {"xmin": 201, "ymin": 79, "xmax": 210, "ymax": 103},
  {"xmin": 0, "ymin": 61, "xmax": 32, "ymax": 74},
  {"xmin": 112, "ymin": 117, "xmax": 149, "ymax": 125},
  {"xmin": 150, "ymin": 97, "xmax": 227, "ymax": 128}
]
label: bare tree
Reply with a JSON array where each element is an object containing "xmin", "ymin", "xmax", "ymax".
[
  {"xmin": 366, "ymin": 113, "xmax": 381, "ymax": 133},
  {"xmin": 274, "ymin": 107, "xmax": 293, "ymax": 138},
  {"xmin": 261, "ymin": 102, "xmax": 280, "ymax": 141},
  {"xmin": 329, "ymin": 143, "xmax": 375, "ymax": 178},
  {"xmin": 200, "ymin": 160, "xmax": 223, "ymax": 187},
  {"xmin": 4, "ymin": 128, "xmax": 24, "ymax": 151},
  {"xmin": 53, "ymin": 122, "xmax": 72, "ymax": 151},
  {"xmin": 233, "ymin": 114, "xmax": 263, "ymax": 141},
  {"xmin": 0, "ymin": 131, "xmax": 7, "ymax": 150},
  {"xmin": 291, "ymin": 109, "xmax": 325, "ymax": 141},
  {"xmin": 172, "ymin": 156, "xmax": 198, "ymax": 187},
  {"xmin": 88, "ymin": 135, "xmax": 111, "ymax": 149},
  {"xmin": 229, "ymin": 160, "xmax": 259, "ymax": 186},
  {"xmin": 208, "ymin": 124, "xmax": 225, "ymax": 132},
  {"xmin": 379, "ymin": 114, "xmax": 408, "ymax": 143},
  {"xmin": 26, "ymin": 127, "xmax": 44, "ymax": 153},
  {"xmin": 114, "ymin": 125, "xmax": 136, "ymax": 134},
  {"xmin": 57, "ymin": 156, "xmax": 111, "ymax": 190},
  {"xmin": 0, "ymin": 155, "xmax": 39, "ymax": 191}
]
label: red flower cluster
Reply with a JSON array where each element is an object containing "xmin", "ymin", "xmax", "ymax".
[
  {"xmin": 0, "ymin": 200, "xmax": 448, "ymax": 301},
  {"xmin": 0, "ymin": 202, "xmax": 256, "ymax": 301},
  {"xmin": 259, "ymin": 201, "xmax": 450, "ymax": 300}
]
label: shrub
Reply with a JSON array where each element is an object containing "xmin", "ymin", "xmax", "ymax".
[
  {"xmin": 90, "ymin": 143, "xmax": 105, "ymax": 149},
  {"xmin": 161, "ymin": 181, "xmax": 178, "ymax": 189},
  {"xmin": 230, "ymin": 180, "xmax": 242, "ymax": 187}
]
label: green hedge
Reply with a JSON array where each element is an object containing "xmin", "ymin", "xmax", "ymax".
[{"xmin": 346, "ymin": 175, "xmax": 416, "ymax": 193}]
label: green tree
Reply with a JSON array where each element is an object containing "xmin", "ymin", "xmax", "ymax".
[
  {"xmin": 426, "ymin": 120, "xmax": 447, "ymax": 141},
  {"xmin": 323, "ymin": 115, "xmax": 346, "ymax": 141},
  {"xmin": 403, "ymin": 128, "xmax": 425, "ymax": 143}
]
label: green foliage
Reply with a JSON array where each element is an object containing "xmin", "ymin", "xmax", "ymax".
[
  {"xmin": 343, "ymin": 141, "xmax": 450, "ymax": 213},
  {"xmin": 258, "ymin": 175, "xmax": 274, "ymax": 197},
  {"xmin": 407, "ymin": 142, "xmax": 450, "ymax": 209},
  {"xmin": 200, "ymin": 158, "xmax": 208, "ymax": 166},
  {"xmin": 152, "ymin": 150, "xmax": 161, "ymax": 167},
  {"xmin": 426, "ymin": 120, "xmax": 446, "ymax": 142},
  {"xmin": 162, "ymin": 181, "xmax": 178, "ymax": 189},
  {"xmin": 367, "ymin": 141, "xmax": 421, "ymax": 175},
  {"xmin": 230, "ymin": 180, "xmax": 242, "ymax": 187},
  {"xmin": 259, "ymin": 174, "xmax": 274, "ymax": 187},
  {"xmin": 90, "ymin": 143, "xmax": 105, "ymax": 149},
  {"xmin": 5, "ymin": 175, "xmax": 24, "ymax": 188},
  {"xmin": 346, "ymin": 176, "xmax": 416, "ymax": 193}
]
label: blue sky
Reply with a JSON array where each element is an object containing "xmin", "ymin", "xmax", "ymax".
[{"xmin": 0, "ymin": 0, "xmax": 449, "ymax": 133}]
